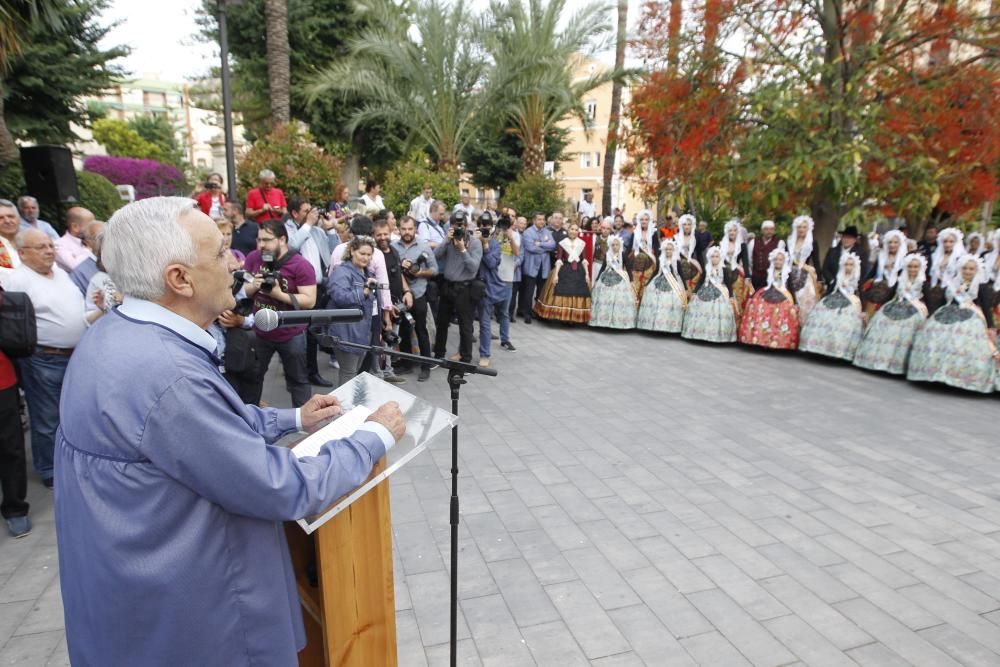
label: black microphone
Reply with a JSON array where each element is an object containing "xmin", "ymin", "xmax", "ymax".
[{"xmin": 255, "ymin": 308, "xmax": 365, "ymax": 332}]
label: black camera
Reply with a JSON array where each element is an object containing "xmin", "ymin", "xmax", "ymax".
[
  {"xmin": 232, "ymin": 297, "xmax": 255, "ymax": 317},
  {"xmin": 382, "ymin": 329, "xmax": 400, "ymax": 346},
  {"xmin": 403, "ymin": 252, "xmax": 429, "ymax": 279},
  {"xmin": 496, "ymin": 215, "xmax": 512, "ymax": 231},
  {"xmin": 393, "ymin": 299, "xmax": 416, "ymax": 327},
  {"xmin": 452, "ymin": 226, "xmax": 465, "ymax": 242},
  {"xmin": 205, "ymin": 181, "xmax": 220, "ymax": 190},
  {"xmin": 259, "ymin": 252, "xmax": 286, "ymax": 294}
]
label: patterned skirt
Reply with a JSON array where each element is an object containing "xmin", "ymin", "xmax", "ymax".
[
  {"xmin": 534, "ymin": 263, "xmax": 591, "ymax": 323},
  {"xmin": 853, "ymin": 298, "xmax": 925, "ymax": 375},
  {"xmin": 681, "ymin": 283, "xmax": 736, "ymax": 343},
  {"xmin": 790, "ymin": 268, "xmax": 819, "ymax": 323},
  {"xmin": 738, "ymin": 288, "xmax": 799, "ymax": 350},
  {"xmin": 589, "ymin": 275, "xmax": 637, "ymax": 330},
  {"xmin": 798, "ymin": 294, "xmax": 862, "ymax": 361},
  {"xmin": 907, "ymin": 304, "xmax": 996, "ymax": 393},
  {"xmin": 636, "ymin": 275, "xmax": 685, "ymax": 333}
]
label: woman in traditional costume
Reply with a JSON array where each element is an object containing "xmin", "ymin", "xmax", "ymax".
[
  {"xmin": 681, "ymin": 246, "xmax": 737, "ymax": 343},
  {"xmin": 907, "ymin": 254, "xmax": 999, "ymax": 393},
  {"xmin": 799, "ymin": 251, "xmax": 864, "ymax": 361},
  {"xmin": 675, "ymin": 214, "xmax": 703, "ymax": 294},
  {"xmin": 786, "ymin": 215, "xmax": 822, "ymax": 323},
  {"xmin": 636, "ymin": 238, "xmax": 686, "ymax": 333},
  {"xmin": 738, "ymin": 248, "xmax": 799, "ymax": 350},
  {"xmin": 966, "ymin": 232, "xmax": 985, "ymax": 258},
  {"xmin": 980, "ymin": 230, "xmax": 1000, "ymax": 330},
  {"xmin": 627, "ymin": 209, "xmax": 659, "ymax": 303},
  {"xmin": 534, "ymin": 222, "xmax": 592, "ymax": 323},
  {"xmin": 925, "ymin": 227, "xmax": 964, "ymax": 314},
  {"xmin": 719, "ymin": 219, "xmax": 753, "ymax": 323},
  {"xmin": 861, "ymin": 229, "xmax": 906, "ymax": 319},
  {"xmin": 589, "ymin": 237, "xmax": 637, "ymax": 329},
  {"xmin": 853, "ymin": 253, "xmax": 928, "ymax": 375}
]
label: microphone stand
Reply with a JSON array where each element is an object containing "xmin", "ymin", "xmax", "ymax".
[{"xmin": 311, "ymin": 327, "xmax": 496, "ymax": 667}]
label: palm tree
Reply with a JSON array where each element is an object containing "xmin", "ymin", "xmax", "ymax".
[
  {"xmin": 602, "ymin": 0, "xmax": 627, "ymax": 216},
  {"xmin": 305, "ymin": 0, "xmax": 486, "ymax": 172},
  {"xmin": 264, "ymin": 0, "xmax": 290, "ymax": 126},
  {"xmin": 0, "ymin": 0, "xmax": 64, "ymax": 164},
  {"xmin": 483, "ymin": 0, "xmax": 614, "ymax": 174}
]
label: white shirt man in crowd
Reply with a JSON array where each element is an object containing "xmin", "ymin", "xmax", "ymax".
[
  {"xmin": 54, "ymin": 206, "xmax": 96, "ymax": 272},
  {"xmin": 409, "ymin": 184, "xmax": 434, "ymax": 223},
  {"xmin": 417, "ymin": 200, "xmax": 448, "ymax": 249},
  {"xmin": 577, "ymin": 192, "xmax": 596, "ymax": 219},
  {"xmin": 1, "ymin": 228, "xmax": 93, "ymax": 488},
  {"xmin": 17, "ymin": 196, "xmax": 59, "ymax": 240},
  {"xmin": 453, "ymin": 193, "xmax": 475, "ymax": 221}
]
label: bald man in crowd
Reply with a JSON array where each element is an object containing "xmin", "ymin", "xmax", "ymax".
[{"xmin": 55, "ymin": 206, "xmax": 96, "ymax": 272}]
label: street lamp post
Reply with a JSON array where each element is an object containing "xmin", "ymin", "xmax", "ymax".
[{"xmin": 218, "ymin": 0, "xmax": 239, "ymax": 201}]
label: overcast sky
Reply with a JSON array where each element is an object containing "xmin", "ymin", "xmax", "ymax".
[{"xmin": 98, "ymin": 0, "xmax": 643, "ymax": 82}]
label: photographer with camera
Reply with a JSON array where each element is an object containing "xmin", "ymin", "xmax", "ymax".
[
  {"xmin": 392, "ymin": 216, "xmax": 438, "ymax": 381},
  {"xmin": 245, "ymin": 169, "xmax": 287, "ymax": 223},
  {"xmin": 286, "ymin": 198, "xmax": 335, "ymax": 386},
  {"xmin": 476, "ymin": 213, "xmax": 516, "ymax": 368},
  {"xmin": 193, "ymin": 172, "xmax": 226, "ymax": 219},
  {"xmin": 432, "ymin": 211, "xmax": 484, "ymax": 364},
  {"xmin": 243, "ymin": 220, "xmax": 317, "ymax": 407},
  {"xmin": 373, "ymin": 219, "xmax": 410, "ymax": 384},
  {"xmin": 327, "ymin": 237, "xmax": 379, "ymax": 386}
]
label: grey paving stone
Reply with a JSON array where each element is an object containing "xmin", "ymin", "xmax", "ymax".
[
  {"xmin": 394, "ymin": 519, "xmax": 446, "ymax": 576},
  {"xmin": 562, "ymin": 547, "xmax": 641, "ymax": 611},
  {"xmin": 762, "ymin": 614, "xmax": 860, "ymax": 667},
  {"xmin": 520, "ymin": 620, "xmax": 589, "ymax": 667},
  {"xmin": 486, "ymin": 558, "xmax": 560, "ymax": 628},
  {"xmin": 424, "ymin": 638, "xmax": 481, "ymax": 667},
  {"xmin": 834, "ymin": 598, "xmax": 960, "ymax": 667},
  {"xmin": 825, "ymin": 562, "xmax": 942, "ymax": 631},
  {"xmin": 407, "ymin": 569, "xmax": 471, "ymax": 648},
  {"xmin": 0, "ymin": 629, "xmax": 62, "ymax": 667},
  {"xmin": 607, "ymin": 604, "xmax": 697, "ymax": 667},
  {"xmin": 576, "ymin": 519, "xmax": 650, "ymax": 573},
  {"xmin": 887, "ymin": 551, "xmax": 1000, "ymax": 614},
  {"xmin": 589, "ymin": 652, "xmax": 645, "ymax": 666},
  {"xmin": 919, "ymin": 623, "xmax": 1000, "ymax": 667},
  {"xmin": 544, "ymin": 580, "xmax": 630, "ymax": 660},
  {"xmin": 463, "ymin": 511, "xmax": 521, "ymax": 563},
  {"xmin": 461, "ymin": 593, "xmax": 534, "ymax": 666},
  {"xmin": 632, "ymin": 536, "xmax": 715, "ymax": 595},
  {"xmin": 397, "ymin": 609, "xmax": 429, "ymax": 667},
  {"xmin": 846, "ymin": 641, "xmax": 920, "ymax": 667},
  {"xmin": 685, "ymin": 587, "xmax": 796, "ymax": 666},
  {"xmin": 898, "ymin": 584, "xmax": 1000, "ymax": 655},
  {"xmin": 677, "ymin": 630, "xmax": 753, "ymax": 667},
  {"xmin": 508, "ymin": 528, "xmax": 578, "ymax": 586},
  {"xmin": 691, "ymin": 554, "xmax": 789, "ymax": 621},
  {"xmin": 621, "ymin": 566, "xmax": 713, "ymax": 639},
  {"xmin": 759, "ymin": 574, "xmax": 871, "ymax": 650}
]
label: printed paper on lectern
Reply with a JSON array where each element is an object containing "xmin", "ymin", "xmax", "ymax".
[{"xmin": 291, "ymin": 372, "xmax": 456, "ymax": 533}]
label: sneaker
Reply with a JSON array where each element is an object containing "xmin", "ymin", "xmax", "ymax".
[
  {"xmin": 395, "ymin": 364, "xmax": 414, "ymax": 375},
  {"xmin": 418, "ymin": 367, "xmax": 431, "ymax": 382},
  {"xmin": 449, "ymin": 353, "xmax": 462, "ymax": 362},
  {"xmin": 478, "ymin": 358, "xmax": 491, "ymax": 368},
  {"xmin": 6, "ymin": 516, "xmax": 31, "ymax": 538},
  {"xmin": 384, "ymin": 375, "xmax": 407, "ymax": 385},
  {"xmin": 328, "ymin": 357, "xmax": 340, "ymax": 369},
  {"xmin": 490, "ymin": 333, "xmax": 499, "ymax": 340},
  {"xmin": 501, "ymin": 341, "xmax": 516, "ymax": 351}
]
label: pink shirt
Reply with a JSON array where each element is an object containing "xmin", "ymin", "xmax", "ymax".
[
  {"xmin": 329, "ymin": 242, "xmax": 392, "ymax": 312},
  {"xmin": 55, "ymin": 232, "xmax": 90, "ymax": 272}
]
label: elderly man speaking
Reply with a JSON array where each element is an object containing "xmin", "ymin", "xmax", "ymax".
[{"xmin": 55, "ymin": 197, "xmax": 405, "ymax": 665}]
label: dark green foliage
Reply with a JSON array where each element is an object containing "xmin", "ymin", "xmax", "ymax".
[
  {"xmin": 0, "ymin": 165, "xmax": 26, "ymax": 200},
  {"xmin": 75, "ymin": 170, "xmax": 124, "ymax": 220},
  {"xmin": 3, "ymin": 0, "xmax": 127, "ymax": 144},
  {"xmin": 463, "ymin": 125, "xmax": 572, "ymax": 196},
  {"xmin": 128, "ymin": 115, "xmax": 185, "ymax": 168},
  {"xmin": 501, "ymin": 173, "xmax": 566, "ymax": 217},
  {"xmin": 382, "ymin": 155, "xmax": 460, "ymax": 219}
]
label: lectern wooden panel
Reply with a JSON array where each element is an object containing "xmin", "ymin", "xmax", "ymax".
[{"xmin": 286, "ymin": 458, "xmax": 397, "ymax": 666}]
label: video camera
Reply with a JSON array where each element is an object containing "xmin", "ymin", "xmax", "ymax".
[{"xmin": 259, "ymin": 252, "xmax": 288, "ymax": 294}]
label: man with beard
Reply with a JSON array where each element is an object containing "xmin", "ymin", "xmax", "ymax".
[
  {"xmin": 392, "ymin": 216, "xmax": 438, "ymax": 381},
  {"xmin": 374, "ymin": 219, "xmax": 411, "ymax": 384}
]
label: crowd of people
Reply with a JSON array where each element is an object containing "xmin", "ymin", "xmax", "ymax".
[{"xmin": 2, "ymin": 174, "xmax": 998, "ymax": 539}]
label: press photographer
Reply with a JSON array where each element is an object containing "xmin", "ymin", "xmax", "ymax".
[
  {"xmin": 243, "ymin": 220, "xmax": 317, "ymax": 407},
  {"xmin": 432, "ymin": 211, "xmax": 484, "ymax": 364},
  {"xmin": 392, "ymin": 216, "xmax": 438, "ymax": 381},
  {"xmin": 374, "ymin": 219, "xmax": 411, "ymax": 384},
  {"xmin": 327, "ymin": 237, "xmax": 379, "ymax": 385}
]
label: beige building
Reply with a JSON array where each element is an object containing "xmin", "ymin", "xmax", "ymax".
[{"xmin": 554, "ymin": 56, "xmax": 648, "ymax": 220}]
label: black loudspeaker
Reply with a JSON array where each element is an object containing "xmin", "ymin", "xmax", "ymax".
[{"xmin": 20, "ymin": 145, "xmax": 79, "ymax": 204}]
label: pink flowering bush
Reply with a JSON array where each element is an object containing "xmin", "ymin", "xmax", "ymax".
[{"xmin": 83, "ymin": 155, "xmax": 185, "ymax": 200}]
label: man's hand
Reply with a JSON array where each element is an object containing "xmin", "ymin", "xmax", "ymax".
[
  {"xmin": 300, "ymin": 394, "xmax": 344, "ymax": 433},
  {"xmin": 447, "ymin": 226, "xmax": 455, "ymax": 240},
  {"xmin": 93, "ymin": 289, "xmax": 105, "ymax": 311},
  {"xmin": 366, "ymin": 401, "xmax": 405, "ymax": 442},
  {"xmin": 454, "ymin": 238, "xmax": 466, "ymax": 252},
  {"xmin": 219, "ymin": 310, "xmax": 245, "ymax": 328},
  {"xmin": 306, "ymin": 207, "xmax": 320, "ymax": 226},
  {"xmin": 402, "ymin": 291, "xmax": 413, "ymax": 309}
]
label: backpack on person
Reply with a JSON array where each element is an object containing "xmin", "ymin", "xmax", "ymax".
[{"xmin": 0, "ymin": 288, "xmax": 37, "ymax": 357}]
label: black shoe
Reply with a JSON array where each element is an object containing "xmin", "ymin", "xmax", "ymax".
[
  {"xmin": 491, "ymin": 333, "xmax": 499, "ymax": 340},
  {"xmin": 42, "ymin": 477, "xmax": 53, "ymax": 489},
  {"xmin": 418, "ymin": 367, "xmax": 431, "ymax": 382},
  {"xmin": 395, "ymin": 364, "xmax": 414, "ymax": 375},
  {"xmin": 308, "ymin": 373, "xmax": 334, "ymax": 388},
  {"xmin": 501, "ymin": 341, "xmax": 516, "ymax": 351},
  {"xmin": 523, "ymin": 318, "xmax": 532, "ymax": 324}
]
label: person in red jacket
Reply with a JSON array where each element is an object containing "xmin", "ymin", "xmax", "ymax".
[
  {"xmin": 245, "ymin": 169, "xmax": 287, "ymax": 223},
  {"xmin": 0, "ymin": 346, "xmax": 30, "ymax": 537},
  {"xmin": 193, "ymin": 173, "xmax": 226, "ymax": 219}
]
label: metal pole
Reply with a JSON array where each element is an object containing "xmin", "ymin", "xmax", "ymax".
[
  {"xmin": 448, "ymin": 371, "xmax": 463, "ymax": 667},
  {"xmin": 218, "ymin": 1, "xmax": 238, "ymax": 201}
]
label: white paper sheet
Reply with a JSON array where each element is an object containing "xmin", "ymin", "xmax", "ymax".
[{"xmin": 290, "ymin": 405, "xmax": 374, "ymax": 460}]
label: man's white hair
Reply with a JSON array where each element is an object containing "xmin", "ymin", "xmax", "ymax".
[
  {"xmin": 15, "ymin": 228, "xmax": 46, "ymax": 248},
  {"xmin": 259, "ymin": 169, "xmax": 275, "ymax": 180},
  {"xmin": 102, "ymin": 197, "xmax": 199, "ymax": 301},
  {"xmin": 17, "ymin": 195, "xmax": 37, "ymax": 207}
]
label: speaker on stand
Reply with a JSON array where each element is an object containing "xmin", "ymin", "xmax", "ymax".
[{"xmin": 19, "ymin": 145, "xmax": 79, "ymax": 229}]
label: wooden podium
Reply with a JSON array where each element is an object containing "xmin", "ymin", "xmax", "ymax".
[{"xmin": 285, "ymin": 458, "xmax": 398, "ymax": 666}]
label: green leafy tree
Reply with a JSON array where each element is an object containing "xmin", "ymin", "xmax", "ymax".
[
  {"xmin": 0, "ymin": 0, "xmax": 126, "ymax": 164},
  {"xmin": 501, "ymin": 173, "xmax": 566, "ymax": 217},
  {"xmin": 75, "ymin": 170, "xmax": 124, "ymax": 220},
  {"xmin": 306, "ymin": 0, "xmax": 488, "ymax": 171},
  {"xmin": 463, "ymin": 124, "xmax": 572, "ymax": 197},
  {"xmin": 91, "ymin": 119, "xmax": 165, "ymax": 161},
  {"xmin": 381, "ymin": 153, "xmax": 460, "ymax": 218},
  {"xmin": 128, "ymin": 115, "xmax": 185, "ymax": 167},
  {"xmin": 237, "ymin": 124, "xmax": 342, "ymax": 204}
]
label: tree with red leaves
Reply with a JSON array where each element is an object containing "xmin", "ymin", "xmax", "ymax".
[{"xmin": 626, "ymin": 0, "xmax": 1000, "ymax": 254}]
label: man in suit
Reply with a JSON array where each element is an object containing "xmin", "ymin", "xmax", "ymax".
[
  {"xmin": 822, "ymin": 225, "xmax": 868, "ymax": 291},
  {"xmin": 518, "ymin": 212, "xmax": 556, "ymax": 323}
]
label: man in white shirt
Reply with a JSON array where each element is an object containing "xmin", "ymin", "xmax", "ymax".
[
  {"xmin": 17, "ymin": 196, "xmax": 59, "ymax": 241},
  {"xmin": 417, "ymin": 200, "xmax": 448, "ymax": 249},
  {"xmin": 361, "ymin": 180, "xmax": 385, "ymax": 212},
  {"xmin": 54, "ymin": 206, "xmax": 95, "ymax": 272},
  {"xmin": 577, "ymin": 192, "xmax": 597, "ymax": 220},
  {"xmin": 408, "ymin": 184, "xmax": 434, "ymax": 222},
  {"xmin": 1, "ymin": 228, "xmax": 90, "ymax": 487},
  {"xmin": 453, "ymin": 193, "xmax": 475, "ymax": 221}
]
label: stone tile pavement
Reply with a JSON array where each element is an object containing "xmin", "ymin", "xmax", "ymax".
[{"xmin": 2, "ymin": 318, "xmax": 999, "ymax": 665}]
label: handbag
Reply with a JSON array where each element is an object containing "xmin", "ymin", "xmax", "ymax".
[{"xmin": 0, "ymin": 288, "xmax": 37, "ymax": 358}]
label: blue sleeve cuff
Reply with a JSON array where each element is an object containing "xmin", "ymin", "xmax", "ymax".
[
  {"xmin": 356, "ymin": 422, "xmax": 396, "ymax": 453},
  {"xmin": 294, "ymin": 408, "xmax": 302, "ymax": 432}
]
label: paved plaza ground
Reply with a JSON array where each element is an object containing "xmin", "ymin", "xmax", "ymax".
[{"xmin": 1, "ymin": 318, "xmax": 999, "ymax": 665}]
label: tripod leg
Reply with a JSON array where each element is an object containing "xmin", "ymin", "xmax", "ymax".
[{"xmin": 449, "ymin": 372, "xmax": 462, "ymax": 667}]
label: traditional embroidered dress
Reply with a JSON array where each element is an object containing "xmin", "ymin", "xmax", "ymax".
[
  {"xmin": 786, "ymin": 215, "xmax": 821, "ymax": 323},
  {"xmin": 589, "ymin": 241, "xmax": 637, "ymax": 329},
  {"xmin": 854, "ymin": 254, "xmax": 928, "ymax": 375},
  {"xmin": 534, "ymin": 236, "xmax": 592, "ymax": 323},
  {"xmin": 981, "ymin": 230, "xmax": 1000, "ymax": 330},
  {"xmin": 675, "ymin": 214, "xmax": 703, "ymax": 294},
  {"xmin": 720, "ymin": 219, "xmax": 753, "ymax": 326},
  {"xmin": 738, "ymin": 249, "xmax": 799, "ymax": 350},
  {"xmin": 636, "ymin": 240, "xmax": 686, "ymax": 333},
  {"xmin": 925, "ymin": 227, "xmax": 965, "ymax": 314},
  {"xmin": 681, "ymin": 247, "xmax": 737, "ymax": 343},
  {"xmin": 908, "ymin": 255, "xmax": 998, "ymax": 393},
  {"xmin": 861, "ymin": 229, "xmax": 906, "ymax": 319},
  {"xmin": 799, "ymin": 251, "xmax": 864, "ymax": 361}
]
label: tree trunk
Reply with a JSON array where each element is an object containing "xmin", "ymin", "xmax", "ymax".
[
  {"xmin": 811, "ymin": 192, "xmax": 842, "ymax": 264},
  {"xmin": 0, "ymin": 84, "xmax": 18, "ymax": 166},
  {"xmin": 522, "ymin": 143, "xmax": 546, "ymax": 175},
  {"xmin": 601, "ymin": 0, "xmax": 628, "ymax": 218},
  {"xmin": 264, "ymin": 0, "xmax": 291, "ymax": 127},
  {"xmin": 340, "ymin": 153, "xmax": 360, "ymax": 196}
]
